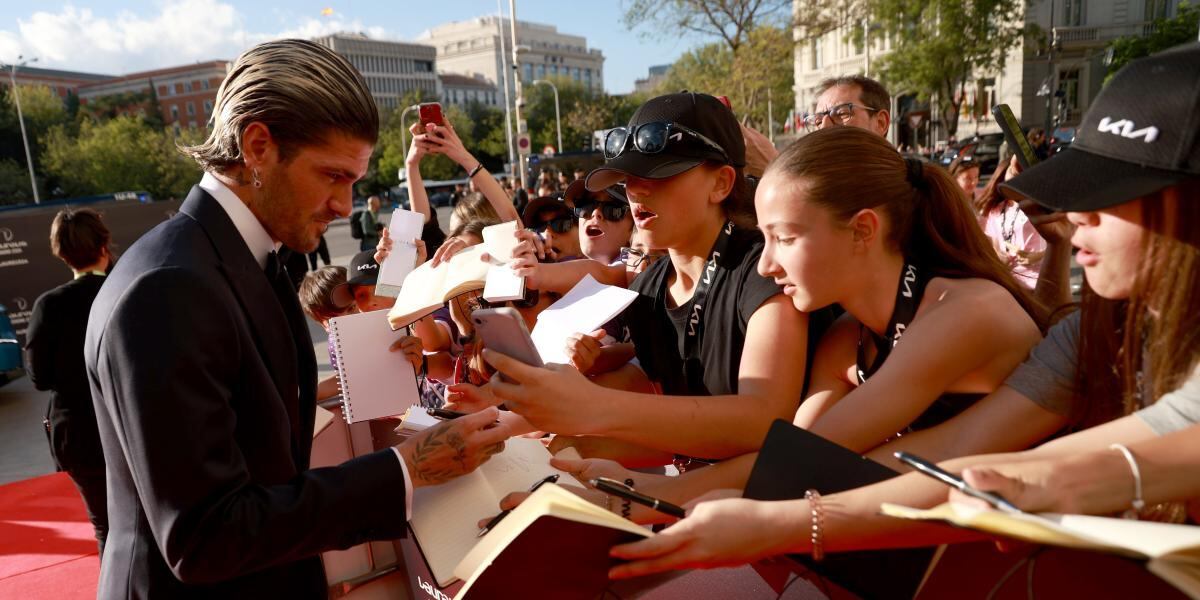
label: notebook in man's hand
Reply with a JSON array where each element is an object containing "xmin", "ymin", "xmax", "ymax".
[
  {"xmin": 743, "ymin": 419, "xmax": 935, "ymax": 599},
  {"xmin": 328, "ymin": 309, "xmax": 418, "ymax": 423}
]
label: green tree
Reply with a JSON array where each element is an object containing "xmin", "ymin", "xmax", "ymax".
[
  {"xmin": 656, "ymin": 25, "xmax": 794, "ymax": 132},
  {"xmin": 523, "ymin": 76, "xmax": 597, "ymax": 153},
  {"xmin": 1105, "ymin": 2, "xmax": 1199, "ymax": 83},
  {"xmin": 869, "ymin": 0, "xmax": 1026, "ymax": 139},
  {"xmin": 0, "ymin": 84, "xmax": 68, "ymax": 199},
  {"xmin": 41, "ymin": 115, "xmax": 201, "ymax": 199},
  {"xmin": 622, "ymin": 0, "xmax": 791, "ymax": 52},
  {"xmin": 0, "ymin": 158, "xmax": 33, "ymax": 205}
]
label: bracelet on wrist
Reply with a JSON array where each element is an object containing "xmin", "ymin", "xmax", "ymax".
[
  {"xmin": 468, "ymin": 163, "xmax": 484, "ymax": 178},
  {"xmin": 1109, "ymin": 444, "xmax": 1145, "ymax": 519},
  {"xmin": 805, "ymin": 489, "xmax": 825, "ymax": 561}
]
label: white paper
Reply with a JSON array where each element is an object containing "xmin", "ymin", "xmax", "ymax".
[
  {"xmin": 482, "ymin": 220, "xmax": 527, "ymax": 302},
  {"xmin": 377, "ymin": 208, "xmax": 426, "ymax": 290},
  {"xmin": 530, "ymin": 274, "xmax": 639, "ymax": 365}
]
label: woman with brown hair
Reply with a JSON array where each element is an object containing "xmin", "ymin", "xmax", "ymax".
[{"xmin": 605, "ymin": 44, "xmax": 1200, "ymax": 585}]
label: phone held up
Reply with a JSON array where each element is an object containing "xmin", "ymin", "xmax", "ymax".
[
  {"xmin": 418, "ymin": 102, "xmax": 445, "ymax": 131},
  {"xmin": 471, "ymin": 307, "xmax": 544, "ymax": 383}
]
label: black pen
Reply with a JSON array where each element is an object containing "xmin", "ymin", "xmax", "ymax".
[
  {"xmin": 894, "ymin": 451, "xmax": 1023, "ymax": 514},
  {"xmin": 477, "ymin": 474, "xmax": 559, "ymax": 537},
  {"xmin": 591, "ymin": 477, "xmax": 687, "ymax": 519}
]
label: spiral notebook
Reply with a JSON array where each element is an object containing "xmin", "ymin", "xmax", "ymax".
[{"xmin": 328, "ymin": 308, "xmax": 419, "ymax": 423}]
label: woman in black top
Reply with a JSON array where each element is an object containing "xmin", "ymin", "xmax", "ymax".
[
  {"xmin": 484, "ymin": 92, "xmax": 824, "ymax": 461},
  {"xmin": 25, "ymin": 208, "xmax": 113, "ymax": 555}
]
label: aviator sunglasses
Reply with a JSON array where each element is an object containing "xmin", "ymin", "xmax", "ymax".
[{"xmin": 603, "ymin": 121, "xmax": 729, "ymax": 163}]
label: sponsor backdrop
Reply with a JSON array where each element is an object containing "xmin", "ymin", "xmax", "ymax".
[{"xmin": 0, "ymin": 199, "xmax": 183, "ymax": 346}]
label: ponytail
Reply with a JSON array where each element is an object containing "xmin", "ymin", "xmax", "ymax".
[{"xmin": 766, "ymin": 127, "xmax": 1047, "ymax": 330}]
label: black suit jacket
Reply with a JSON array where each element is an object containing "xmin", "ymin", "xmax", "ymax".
[
  {"xmin": 26, "ymin": 274, "xmax": 107, "ymax": 471},
  {"xmin": 85, "ymin": 186, "xmax": 408, "ymax": 599}
]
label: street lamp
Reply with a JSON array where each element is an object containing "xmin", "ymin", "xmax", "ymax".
[
  {"xmin": 398, "ymin": 103, "xmax": 420, "ymax": 164},
  {"xmin": 531, "ymin": 79, "xmax": 562, "ymax": 154},
  {"xmin": 3, "ymin": 55, "xmax": 41, "ymax": 204}
]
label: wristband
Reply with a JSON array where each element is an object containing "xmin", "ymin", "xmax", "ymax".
[
  {"xmin": 805, "ymin": 489, "xmax": 825, "ymax": 561},
  {"xmin": 1110, "ymin": 444, "xmax": 1145, "ymax": 519},
  {"xmin": 468, "ymin": 163, "xmax": 484, "ymax": 178}
]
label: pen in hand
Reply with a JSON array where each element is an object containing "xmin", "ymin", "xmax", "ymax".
[
  {"xmin": 477, "ymin": 474, "xmax": 559, "ymax": 537},
  {"xmin": 591, "ymin": 477, "xmax": 687, "ymax": 519}
]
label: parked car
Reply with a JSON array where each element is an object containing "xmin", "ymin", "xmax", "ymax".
[
  {"xmin": 1050, "ymin": 127, "xmax": 1076, "ymax": 155},
  {"xmin": 940, "ymin": 133, "xmax": 1003, "ymax": 175},
  {"xmin": 0, "ymin": 303, "xmax": 24, "ymax": 387}
]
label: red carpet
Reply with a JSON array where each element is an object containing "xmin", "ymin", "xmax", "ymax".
[{"xmin": 0, "ymin": 472, "xmax": 99, "ymax": 599}]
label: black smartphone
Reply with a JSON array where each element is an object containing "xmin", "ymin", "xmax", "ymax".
[
  {"xmin": 991, "ymin": 104, "xmax": 1039, "ymax": 169},
  {"xmin": 893, "ymin": 451, "xmax": 1022, "ymax": 514}
]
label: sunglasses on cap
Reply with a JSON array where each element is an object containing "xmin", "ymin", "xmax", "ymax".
[
  {"xmin": 603, "ymin": 121, "xmax": 730, "ymax": 163},
  {"xmin": 528, "ymin": 216, "xmax": 575, "ymax": 235},
  {"xmin": 573, "ymin": 199, "xmax": 630, "ymax": 222}
]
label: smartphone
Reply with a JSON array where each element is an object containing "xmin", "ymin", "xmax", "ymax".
[
  {"xmin": 418, "ymin": 102, "xmax": 445, "ymax": 128},
  {"xmin": 472, "ymin": 307, "xmax": 544, "ymax": 381},
  {"xmin": 991, "ymin": 104, "xmax": 1039, "ymax": 169},
  {"xmin": 894, "ymin": 451, "xmax": 1022, "ymax": 514}
]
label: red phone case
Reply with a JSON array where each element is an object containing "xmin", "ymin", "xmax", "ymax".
[{"xmin": 418, "ymin": 102, "xmax": 444, "ymax": 127}]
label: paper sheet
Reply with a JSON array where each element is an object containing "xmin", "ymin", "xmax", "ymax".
[
  {"xmin": 531, "ymin": 274, "xmax": 639, "ymax": 365},
  {"xmin": 377, "ymin": 208, "xmax": 427, "ymax": 290}
]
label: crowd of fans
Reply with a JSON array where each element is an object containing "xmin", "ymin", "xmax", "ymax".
[{"xmin": 26, "ymin": 39, "xmax": 1199, "ymax": 596}]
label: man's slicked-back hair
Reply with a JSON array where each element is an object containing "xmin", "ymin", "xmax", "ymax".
[
  {"xmin": 817, "ymin": 75, "xmax": 891, "ymax": 112},
  {"xmin": 183, "ymin": 39, "xmax": 379, "ymax": 172}
]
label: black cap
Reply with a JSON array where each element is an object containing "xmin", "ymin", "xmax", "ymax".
[
  {"xmin": 521, "ymin": 194, "xmax": 572, "ymax": 228},
  {"xmin": 346, "ymin": 250, "xmax": 380, "ymax": 287},
  {"xmin": 1002, "ymin": 42, "xmax": 1200, "ymax": 212},
  {"xmin": 562, "ymin": 179, "xmax": 628, "ymax": 206},
  {"xmin": 585, "ymin": 91, "xmax": 746, "ymax": 192}
]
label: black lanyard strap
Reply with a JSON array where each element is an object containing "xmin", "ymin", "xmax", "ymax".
[
  {"xmin": 856, "ymin": 263, "xmax": 926, "ymax": 384},
  {"xmin": 681, "ymin": 220, "xmax": 735, "ymax": 361}
]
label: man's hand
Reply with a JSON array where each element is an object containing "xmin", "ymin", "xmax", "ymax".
[
  {"xmin": 389, "ymin": 336, "xmax": 423, "ymax": 372},
  {"xmin": 396, "ymin": 407, "xmax": 511, "ymax": 488},
  {"xmin": 565, "ymin": 329, "xmax": 606, "ymax": 373}
]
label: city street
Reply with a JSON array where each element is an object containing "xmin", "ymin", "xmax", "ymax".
[{"xmin": 0, "ymin": 205, "xmax": 451, "ymax": 485}]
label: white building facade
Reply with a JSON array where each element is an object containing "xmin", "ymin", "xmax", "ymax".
[
  {"xmin": 419, "ymin": 16, "xmax": 604, "ymax": 95},
  {"xmin": 312, "ymin": 33, "xmax": 439, "ymax": 111}
]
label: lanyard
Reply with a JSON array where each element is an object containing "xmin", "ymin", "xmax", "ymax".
[
  {"xmin": 680, "ymin": 220, "xmax": 735, "ymax": 362},
  {"xmin": 856, "ymin": 263, "xmax": 926, "ymax": 384}
]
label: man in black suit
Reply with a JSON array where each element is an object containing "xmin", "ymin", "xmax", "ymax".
[
  {"xmin": 84, "ymin": 39, "xmax": 512, "ymax": 598},
  {"xmin": 26, "ymin": 208, "xmax": 113, "ymax": 555}
]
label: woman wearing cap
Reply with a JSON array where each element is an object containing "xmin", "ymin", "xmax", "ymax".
[
  {"xmin": 483, "ymin": 92, "xmax": 823, "ymax": 463},
  {"xmin": 605, "ymin": 43, "xmax": 1200, "ymax": 582}
]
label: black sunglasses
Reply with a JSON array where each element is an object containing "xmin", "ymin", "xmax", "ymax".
[
  {"xmin": 573, "ymin": 200, "xmax": 630, "ymax": 222},
  {"xmin": 603, "ymin": 121, "xmax": 729, "ymax": 163},
  {"xmin": 528, "ymin": 217, "xmax": 575, "ymax": 235}
]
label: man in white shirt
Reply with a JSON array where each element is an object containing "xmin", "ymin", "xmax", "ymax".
[{"xmin": 85, "ymin": 39, "xmax": 513, "ymax": 598}]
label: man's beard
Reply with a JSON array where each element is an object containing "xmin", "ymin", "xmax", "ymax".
[{"xmin": 256, "ymin": 175, "xmax": 322, "ymax": 253}]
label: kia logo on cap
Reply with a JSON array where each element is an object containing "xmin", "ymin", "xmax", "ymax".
[{"xmin": 1097, "ymin": 117, "xmax": 1159, "ymax": 143}]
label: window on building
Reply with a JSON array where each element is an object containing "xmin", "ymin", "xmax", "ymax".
[
  {"xmin": 585, "ymin": 68, "xmax": 592, "ymax": 82},
  {"xmin": 573, "ymin": 67, "xmax": 581, "ymax": 81},
  {"xmin": 187, "ymin": 102, "xmax": 196, "ymax": 116},
  {"xmin": 810, "ymin": 40, "xmax": 823, "ymax": 70},
  {"xmin": 159, "ymin": 85, "xmax": 170, "ymax": 97},
  {"xmin": 203, "ymin": 99, "xmax": 213, "ymax": 114},
  {"xmin": 416, "ymin": 60, "xmax": 433, "ymax": 72},
  {"xmin": 202, "ymin": 79, "xmax": 209, "ymax": 90},
  {"xmin": 1064, "ymin": 0, "xmax": 1086, "ymax": 26},
  {"xmin": 175, "ymin": 83, "xmax": 183, "ymax": 94},
  {"xmin": 536, "ymin": 64, "xmax": 545, "ymax": 78},
  {"xmin": 523, "ymin": 63, "xmax": 533, "ymax": 81},
  {"xmin": 171, "ymin": 105, "xmax": 179, "ymax": 120},
  {"xmin": 1145, "ymin": 0, "xmax": 1169, "ymax": 19},
  {"xmin": 1059, "ymin": 68, "xmax": 1081, "ymax": 112},
  {"xmin": 184, "ymin": 82, "xmax": 192, "ymax": 93}
]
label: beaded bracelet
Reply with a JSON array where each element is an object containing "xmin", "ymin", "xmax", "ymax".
[{"xmin": 804, "ymin": 489, "xmax": 825, "ymax": 561}]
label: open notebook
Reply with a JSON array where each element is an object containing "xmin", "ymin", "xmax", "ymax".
[
  {"xmin": 881, "ymin": 502, "xmax": 1200, "ymax": 598},
  {"xmin": 452, "ymin": 483, "xmax": 652, "ymax": 599},
  {"xmin": 375, "ymin": 207, "xmax": 426, "ymax": 297},
  {"xmin": 530, "ymin": 274, "xmax": 638, "ymax": 365},
  {"xmin": 408, "ymin": 437, "xmax": 581, "ymax": 587},
  {"xmin": 327, "ymin": 309, "xmax": 418, "ymax": 423}
]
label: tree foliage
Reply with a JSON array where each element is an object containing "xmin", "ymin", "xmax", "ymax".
[
  {"xmin": 622, "ymin": 0, "xmax": 791, "ymax": 51},
  {"xmin": 1105, "ymin": 2, "xmax": 1199, "ymax": 83},
  {"xmin": 40, "ymin": 115, "xmax": 202, "ymax": 200},
  {"xmin": 656, "ymin": 25, "xmax": 795, "ymax": 132},
  {"xmin": 869, "ymin": 0, "xmax": 1026, "ymax": 138}
]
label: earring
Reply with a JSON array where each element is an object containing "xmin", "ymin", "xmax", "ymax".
[{"xmin": 251, "ymin": 168, "xmax": 262, "ymax": 189}]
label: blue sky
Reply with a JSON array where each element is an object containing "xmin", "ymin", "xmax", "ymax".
[{"xmin": 0, "ymin": 0, "xmax": 698, "ymax": 94}]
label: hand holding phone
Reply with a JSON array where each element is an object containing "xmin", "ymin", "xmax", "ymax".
[
  {"xmin": 894, "ymin": 451, "xmax": 1023, "ymax": 514},
  {"xmin": 418, "ymin": 102, "xmax": 445, "ymax": 137},
  {"xmin": 991, "ymin": 104, "xmax": 1038, "ymax": 169},
  {"xmin": 472, "ymin": 307, "xmax": 544, "ymax": 382}
]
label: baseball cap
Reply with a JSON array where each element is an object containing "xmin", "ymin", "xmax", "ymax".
[
  {"xmin": 563, "ymin": 179, "xmax": 628, "ymax": 207},
  {"xmin": 1002, "ymin": 42, "xmax": 1200, "ymax": 212},
  {"xmin": 346, "ymin": 250, "xmax": 380, "ymax": 287},
  {"xmin": 521, "ymin": 194, "xmax": 573, "ymax": 229},
  {"xmin": 585, "ymin": 91, "xmax": 747, "ymax": 192}
]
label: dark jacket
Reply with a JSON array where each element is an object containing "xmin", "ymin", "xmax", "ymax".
[
  {"xmin": 26, "ymin": 274, "xmax": 107, "ymax": 471},
  {"xmin": 85, "ymin": 186, "xmax": 408, "ymax": 599}
]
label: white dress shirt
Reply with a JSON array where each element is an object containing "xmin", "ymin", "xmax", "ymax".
[{"xmin": 199, "ymin": 172, "xmax": 415, "ymax": 516}]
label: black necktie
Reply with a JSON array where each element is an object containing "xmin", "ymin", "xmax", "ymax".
[{"xmin": 264, "ymin": 250, "xmax": 318, "ymax": 461}]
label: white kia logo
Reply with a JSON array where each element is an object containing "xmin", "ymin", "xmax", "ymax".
[{"xmin": 1097, "ymin": 117, "xmax": 1159, "ymax": 142}]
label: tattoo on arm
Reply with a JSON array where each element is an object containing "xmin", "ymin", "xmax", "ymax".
[{"xmin": 409, "ymin": 423, "xmax": 472, "ymax": 486}]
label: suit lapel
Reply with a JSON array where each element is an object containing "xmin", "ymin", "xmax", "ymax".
[{"xmin": 179, "ymin": 187, "xmax": 305, "ymax": 458}]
